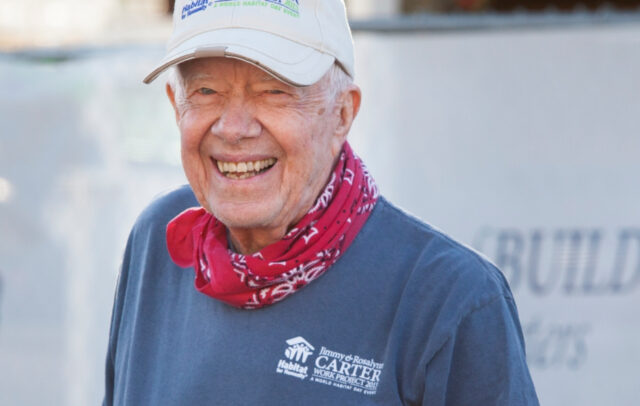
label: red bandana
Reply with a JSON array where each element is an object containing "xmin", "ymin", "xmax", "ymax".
[{"xmin": 166, "ymin": 142, "xmax": 379, "ymax": 309}]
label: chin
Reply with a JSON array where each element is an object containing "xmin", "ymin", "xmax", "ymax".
[{"xmin": 211, "ymin": 202, "xmax": 281, "ymax": 230}]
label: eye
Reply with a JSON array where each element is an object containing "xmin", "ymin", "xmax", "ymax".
[
  {"xmin": 265, "ymin": 89, "xmax": 285, "ymax": 95},
  {"xmin": 198, "ymin": 87, "xmax": 216, "ymax": 95}
]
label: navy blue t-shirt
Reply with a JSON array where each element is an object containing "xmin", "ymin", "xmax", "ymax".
[{"xmin": 104, "ymin": 186, "xmax": 539, "ymax": 405}]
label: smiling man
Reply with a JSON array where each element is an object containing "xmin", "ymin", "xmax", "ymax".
[
  {"xmin": 167, "ymin": 57, "xmax": 358, "ymax": 256},
  {"xmin": 103, "ymin": 1, "xmax": 539, "ymax": 405}
]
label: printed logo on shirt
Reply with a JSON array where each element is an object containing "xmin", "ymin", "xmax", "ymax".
[
  {"xmin": 275, "ymin": 337, "xmax": 385, "ymax": 396},
  {"xmin": 276, "ymin": 336, "xmax": 315, "ymax": 379}
]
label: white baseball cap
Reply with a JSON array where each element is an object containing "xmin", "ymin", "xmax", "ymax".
[{"xmin": 143, "ymin": 0, "xmax": 354, "ymax": 86}]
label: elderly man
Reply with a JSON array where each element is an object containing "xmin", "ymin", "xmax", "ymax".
[{"xmin": 104, "ymin": 1, "xmax": 539, "ymax": 405}]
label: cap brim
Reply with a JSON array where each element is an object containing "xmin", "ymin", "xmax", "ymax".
[{"xmin": 143, "ymin": 28, "xmax": 335, "ymax": 86}]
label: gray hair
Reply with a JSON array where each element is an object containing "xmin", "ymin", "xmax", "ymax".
[{"xmin": 325, "ymin": 63, "xmax": 354, "ymax": 101}]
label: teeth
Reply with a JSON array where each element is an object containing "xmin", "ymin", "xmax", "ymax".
[{"xmin": 216, "ymin": 158, "xmax": 277, "ymax": 177}]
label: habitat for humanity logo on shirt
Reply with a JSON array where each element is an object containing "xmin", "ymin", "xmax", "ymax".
[
  {"xmin": 276, "ymin": 336, "xmax": 385, "ymax": 396},
  {"xmin": 182, "ymin": 0, "xmax": 300, "ymax": 20},
  {"xmin": 276, "ymin": 336, "xmax": 314, "ymax": 379}
]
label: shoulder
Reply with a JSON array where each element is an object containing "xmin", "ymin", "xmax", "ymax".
[
  {"xmin": 367, "ymin": 197, "xmax": 515, "ymax": 329},
  {"xmin": 122, "ymin": 185, "xmax": 199, "ymax": 264},
  {"xmin": 373, "ymin": 197, "xmax": 510, "ymax": 297},
  {"xmin": 117, "ymin": 185, "xmax": 198, "ymax": 293},
  {"xmin": 356, "ymin": 199, "xmax": 536, "ymax": 403},
  {"xmin": 131, "ymin": 185, "xmax": 199, "ymax": 236}
]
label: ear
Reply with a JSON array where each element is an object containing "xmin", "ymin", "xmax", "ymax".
[
  {"xmin": 331, "ymin": 84, "xmax": 362, "ymax": 156},
  {"xmin": 166, "ymin": 82, "xmax": 181, "ymax": 124}
]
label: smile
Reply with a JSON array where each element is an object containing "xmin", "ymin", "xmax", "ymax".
[{"xmin": 216, "ymin": 158, "xmax": 277, "ymax": 180}]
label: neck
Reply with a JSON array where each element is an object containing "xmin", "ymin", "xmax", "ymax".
[{"xmin": 227, "ymin": 225, "xmax": 289, "ymax": 255}]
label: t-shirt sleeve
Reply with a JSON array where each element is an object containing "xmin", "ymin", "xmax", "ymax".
[
  {"xmin": 422, "ymin": 294, "xmax": 540, "ymax": 406},
  {"xmin": 102, "ymin": 232, "xmax": 134, "ymax": 406}
]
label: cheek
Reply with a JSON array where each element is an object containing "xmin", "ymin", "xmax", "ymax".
[
  {"xmin": 178, "ymin": 114, "xmax": 214, "ymax": 198},
  {"xmin": 296, "ymin": 129, "xmax": 336, "ymax": 188},
  {"xmin": 179, "ymin": 115, "xmax": 209, "ymax": 151},
  {"xmin": 310, "ymin": 120, "xmax": 339, "ymax": 164}
]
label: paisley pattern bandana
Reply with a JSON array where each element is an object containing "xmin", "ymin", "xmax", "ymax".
[{"xmin": 166, "ymin": 142, "xmax": 379, "ymax": 309}]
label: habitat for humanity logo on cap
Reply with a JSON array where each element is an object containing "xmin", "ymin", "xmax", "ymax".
[
  {"xmin": 182, "ymin": 0, "xmax": 301, "ymax": 20},
  {"xmin": 182, "ymin": 0, "xmax": 210, "ymax": 19}
]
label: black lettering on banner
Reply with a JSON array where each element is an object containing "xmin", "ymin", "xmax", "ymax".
[
  {"xmin": 581, "ymin": 230, "xmax": 607, "ymax": 293},
  {"xmin": 524, "ymin": 319, "xmax": 590, "ymax": 370},
  {"xmin": 474, "ymin": 226, "xmax": 640, "ymax": 296},
  {"xmin": 528, "ymin": 230, "xmax": 560, "ymax": 295},
  {"xmin": 610, "ymin": 229, "xmax": 640, "ymax": 293},
  {"xmin": 494, "ymin": 229, "xmax": 524, "ymax": 290}
]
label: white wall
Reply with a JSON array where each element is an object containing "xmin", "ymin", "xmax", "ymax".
[
  {"xmin": 0, "ymin": 0, "xmax": 168, "ymax": 49},
  {"xmin": 347, "ymin": 0, "xmax": 400, "ymax": 18}
]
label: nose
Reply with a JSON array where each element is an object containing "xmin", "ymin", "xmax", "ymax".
[{"xmin": 210, "ymin": 97, "xmax": 261, "ymax": 143}]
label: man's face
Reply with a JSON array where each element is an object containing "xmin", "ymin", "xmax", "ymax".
[{"xmin": 168, "ymin": 58, "xmax": 354, "ymax": 238}]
